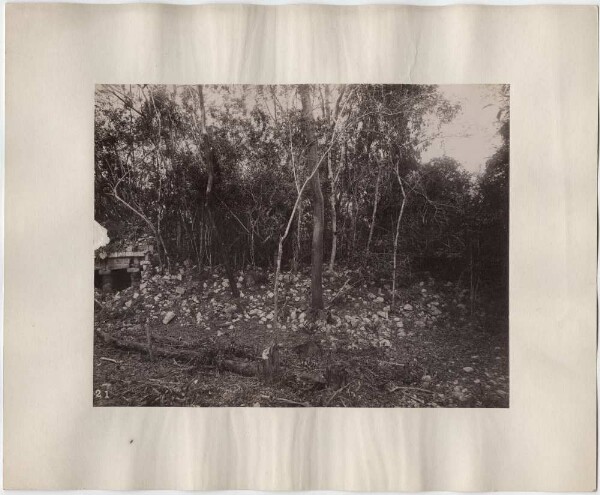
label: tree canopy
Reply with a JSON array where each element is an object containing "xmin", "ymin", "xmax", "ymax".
[{"xmin": 95, "ymin": 84, "xmax": 508, "ymax": 296}]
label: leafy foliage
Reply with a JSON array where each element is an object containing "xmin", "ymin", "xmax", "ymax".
[{"xmin": 95, "ymin": 84, "xmax": 508, "ymax": 295}]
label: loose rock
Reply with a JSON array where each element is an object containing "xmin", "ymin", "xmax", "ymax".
[{"xmin": 163, "ymin": 311, "xmax": 176, "ymax": 324}]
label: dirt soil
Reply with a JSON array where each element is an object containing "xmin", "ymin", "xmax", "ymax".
[{"xmin": 93, "ymin": 267, "xmax": 509, "ymax": 408}]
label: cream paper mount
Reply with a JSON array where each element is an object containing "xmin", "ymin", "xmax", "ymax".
[{"xmin": 4, "ymin": 4, "xmax": 598, "ymax": 491}]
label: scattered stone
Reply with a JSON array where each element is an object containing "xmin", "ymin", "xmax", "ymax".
[
  {"xmin": 162, "ymin": 311, "xmax": 176, "ymax": 324},
  {"xmin": 403, "ymin": 304, "xmax": 413, "ymax": 311},
  {"xmin": 453, "ymin": 386, "xmax": 468, "ymax": 402},
  {"xmin": 175, "ymin": 287, "xmax": 185, "ymax": 295},
  {"xmin": 422, "ymin": 375, "xmax": 432, "ymax": 382},
  {"xmin": 374, "ymin": 296, "xmax": 384, "ymax": 303},
  {"xmin": 463, "ymin": 367, "xmax": 474, "ymax": 373}
]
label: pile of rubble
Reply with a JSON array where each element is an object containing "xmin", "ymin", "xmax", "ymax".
[
  {"xmin": 96, "ymin": 265, "xmax": 242, "ymax": 328},
  {"xmin": 95, "ymin": 262, "xmax": 478, "ymax": 356}
]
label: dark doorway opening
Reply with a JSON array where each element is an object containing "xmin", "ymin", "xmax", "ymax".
[{"xmin": 94, "ymin": 269, "xmax": 132, "ymax": 291}]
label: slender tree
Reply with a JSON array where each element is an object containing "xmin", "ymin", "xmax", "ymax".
[
  {"xmin": 196, "ymin": 85, "xmax": 240, "ymax": 297},
  {"xmin": 391, "ymin": 162, "xmax": 407, "ymax": 308},
  {"xmin": 299, "ymin": 85, "xmax": 324, "ymax": 311},
  {"xmin": 326, "ymin": 86, "xmax": 349, "ymax": 272}
]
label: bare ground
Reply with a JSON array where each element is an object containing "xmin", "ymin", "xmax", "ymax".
[{"xmin": 93, "ymin": 268, "xmax": 509, "ymax": 408}]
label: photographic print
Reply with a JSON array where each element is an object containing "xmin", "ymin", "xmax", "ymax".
[{"xmin": 94, "ymin": 84, "xmax": 509, "ymax": 407}]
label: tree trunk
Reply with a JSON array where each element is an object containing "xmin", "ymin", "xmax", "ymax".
[
  {"xmin": 327, "ymin": 151, "xmax": 337, "ymax": 272},
  {"xmin": 197, "ymin": 85, "xmax": 239, "ymax": 297},
  {"xmin": 325, "ymin": 86, "xmax": 347, "ymax": 272},
  {"xmin": 391, "ymin": 168, "xmax": 407, "ymax": 308},
  {"xmin": 299, "ymin": 85, "xmax": 324, "ymax": 311},
  {"xmin": 366, "ymin": 160, "xmax": 383, "ymax": 253},
  {"xmin": 292, "ymin": 205, "xmax": 301, "ymax": 272},
  {"xmin": 351, "ymin": 187, "xmax": 358, "ymax": 254}
]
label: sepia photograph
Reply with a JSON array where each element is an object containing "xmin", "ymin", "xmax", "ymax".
[{"xmin": 94, "ymin": 84, "xmax": 509, "ymax": 407}]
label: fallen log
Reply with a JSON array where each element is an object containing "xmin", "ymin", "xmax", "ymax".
[
  {"xmin": 95, "ymin": 329, "xmax": 261, "ymax": 378},
  {"xmin": 153, "ymin": 335, "xmax": 198, "ymax": 348},
  {"xmin": 95, "ymin": 328, "xmax": 203, "ymax": 361}
]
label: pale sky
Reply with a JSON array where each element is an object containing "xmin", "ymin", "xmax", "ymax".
[
  {"xmin": 420, "ymin": 85, "xmax": 505, "ymax": 175},
  {"xmin": 99, "ymin": 84, "xmax": 505, "ymax": 176}
]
